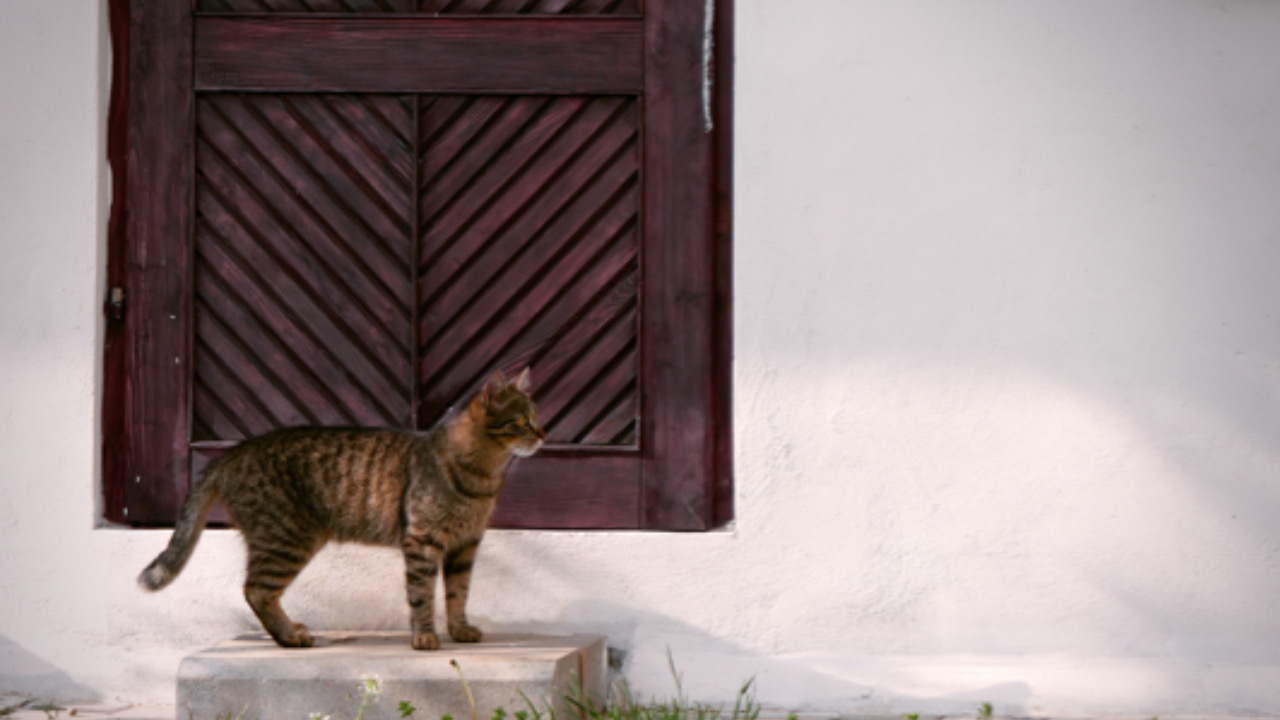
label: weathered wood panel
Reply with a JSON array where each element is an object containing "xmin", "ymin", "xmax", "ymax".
[
  {"xmin": 195, "ymin": 18, "xmax": 643, "ymax": 94},
  {"xmin": 106, "ymin": 0, "xmax": 731, "ymax": 530},
  {"xmin": 105, "ymin": 0, "xmax": 195, "ymax": 526},
  {"xmin": 416, "ymin": 95, "xmax": 640, "ymax": 451},
  {"xmin": 197, "ymin": 0, "xmax": 639, "ymax": 14},
  {"xmin": 192, "ymin": 93, "xmax": 416, "ymax": 440},
  {"xmin": 640, "ymin": 0, "xmax": 717, "ymax": 529}
]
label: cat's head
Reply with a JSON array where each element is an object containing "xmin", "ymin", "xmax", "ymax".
[{"xmin": 473, "ymin": 368, "xmax": 545, "ymax": 458}]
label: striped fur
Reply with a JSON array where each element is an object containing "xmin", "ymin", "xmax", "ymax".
[{"xmin": 137, "ymin": 369, "xmax": 543, "ymax": 650}]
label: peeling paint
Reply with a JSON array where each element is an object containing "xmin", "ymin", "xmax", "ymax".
[{"xmin": 702, "ymin": 0, "xmax": 715, "ymax": 134}]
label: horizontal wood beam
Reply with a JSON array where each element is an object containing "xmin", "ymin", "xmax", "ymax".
[
  {"xmin": 195, "ymin": 17, "xmax": 643, "ymax": 94},
  {"xmin": 492, "ymin": 453, "xmax": 642, "ymax": 529}
]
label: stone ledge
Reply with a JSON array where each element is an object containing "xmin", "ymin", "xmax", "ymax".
[{"xmin": 177, "ymin": 633, "xmax": 607, "ymax": 720}]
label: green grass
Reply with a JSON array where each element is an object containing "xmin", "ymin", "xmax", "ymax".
[
  {"xmin": 421, "ymin": 652, "xmax": 761, "ymax": 720},
  {"xmin": 0, "ymin": 654, "xmax": 767, "ymax": 720}
]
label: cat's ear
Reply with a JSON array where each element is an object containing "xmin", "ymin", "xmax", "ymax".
[
  {"xmin": 513, "ymin": 367, "xmax": 532, "ymax": 393},
  {"xmin": 479, "ymin": 370, "xmax": 508, "ymax": 407}
]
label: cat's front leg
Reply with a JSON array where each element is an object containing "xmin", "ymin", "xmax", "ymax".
[
  {"xmin": 444, "ymin": 539, "xmax": 482, "ymax": 643},
  {"xmin": 402, "ymin": 533, "xmax": 444, "ymax": 650}
]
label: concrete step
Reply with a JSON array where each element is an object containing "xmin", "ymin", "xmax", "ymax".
[{"xmin": 177, "ymin": 633, "xmax": 607, "ymax": 720}]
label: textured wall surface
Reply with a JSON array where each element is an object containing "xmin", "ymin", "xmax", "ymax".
[{"xmin": 4, "ymin": 1, "xmax": 1280, "ymax": 716}]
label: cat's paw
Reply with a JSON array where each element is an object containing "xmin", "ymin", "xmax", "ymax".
[
  {"xmin": 275, "ymin": 623, "xmax": 314, "ymax": 648},
  {"xmin": 449, "ymin": 622, "xmax": 483, "ymax": 643},
  {"xmin": 412, "ymin": 631, "xmax": 441, "ymax": 651}
]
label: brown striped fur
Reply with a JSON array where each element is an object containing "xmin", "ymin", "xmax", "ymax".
[{"xmin": 138, "ymin": 369, "xmax": 543, "ymax": 650}]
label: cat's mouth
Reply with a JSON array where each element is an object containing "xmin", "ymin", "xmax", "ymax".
[{"xmin": 511, "ymin": 439, "xmax": 543, "ymax": 458}]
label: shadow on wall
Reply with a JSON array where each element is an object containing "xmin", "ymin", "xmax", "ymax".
[
  {"xmin": 0, "ymin": 635, "xmax": 100, "ymax": 704},
  {"xmin": 489, "ymin": 599, "xmax": 1032, "ymax": 716}
]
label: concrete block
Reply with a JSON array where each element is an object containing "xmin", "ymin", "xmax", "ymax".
[{"xmin": 177, "ymin": 633, "xmax": 607, "ymax": 720}]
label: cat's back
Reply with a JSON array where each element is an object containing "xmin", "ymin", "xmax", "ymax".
[{"xmin": 212, "ymin": 426, "xmax": 422, "ymax": 545}]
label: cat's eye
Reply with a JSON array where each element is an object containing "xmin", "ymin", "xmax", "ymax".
[{"xmin": 491, "ymin": 415, "xmax": 535, "ymax": 436}]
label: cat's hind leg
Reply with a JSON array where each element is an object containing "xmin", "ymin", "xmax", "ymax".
[{"xmin": 243, "ymin": 542, "xmax": 319, "ymax": 648}]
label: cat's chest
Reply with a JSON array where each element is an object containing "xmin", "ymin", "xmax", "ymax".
[{"xmin": 402, "ymin": 481, "xmax": 494, "ymax": 537}]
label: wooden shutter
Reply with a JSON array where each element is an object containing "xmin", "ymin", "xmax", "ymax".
[{"xmin": 103, "ymin": 0, "xmax": 732, "ymax": 530}]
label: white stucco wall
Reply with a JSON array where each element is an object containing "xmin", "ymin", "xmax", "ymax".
[{"xmin": 4, "ymin": 0, "xmax": 1280, "ymax": 716}]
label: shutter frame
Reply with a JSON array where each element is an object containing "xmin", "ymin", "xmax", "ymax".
[
  {"xmin": 105, "ymin": 0, "xmax": 196, "ymax": 526},
  {"xmin": 103, "ymin": 0, "xmax": 733, "ymax": 530}
]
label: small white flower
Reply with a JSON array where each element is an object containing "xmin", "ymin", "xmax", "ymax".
[
  {"xmin": 309, "ymin": 712, "xmax": 331, "ymax": 720},
  {"xmin": 360, "ymin": 676, "xmax": 383, "ymax": 697}
]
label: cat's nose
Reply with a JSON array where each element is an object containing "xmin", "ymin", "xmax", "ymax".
[{"xmin": 533, "ymin": 425, "xmax": 546, "ymax": 441}]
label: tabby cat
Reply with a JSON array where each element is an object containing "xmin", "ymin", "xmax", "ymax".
[{"xmin": 138, "ymin": 369, "xmax": 544, "ymax": 650}]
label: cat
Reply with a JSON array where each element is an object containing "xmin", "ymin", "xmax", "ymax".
[{"xmin": 137, "ymin": 368, "xmax": 544, "ymax": 650}]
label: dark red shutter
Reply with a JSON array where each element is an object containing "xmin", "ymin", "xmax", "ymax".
[{"xmin": 104, "ymin": 0, "xmax": 732, "ymax": 530}]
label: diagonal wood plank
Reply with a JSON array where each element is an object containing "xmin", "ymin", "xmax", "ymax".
[
  {"xmin": 195, "ymin": 184, "xmax": 407, "ymax": 429},
  {"xmin": 198, "ymin": 0, "xmax": 406, "ymax": 11},
  {"xmin": 417, "ymin": 143, "xmax": 639, "ymax": 377},
  {"xmin": 193, "ymin": 92, "xmax": 416, "ymax": 440},
  {"xmin": 418, "ymin": 96, "xmax": 623, "ymax": 307},
  {"xmin": 200, "ymin": 95, "xmax": 411, "ymax": 328},
  {"xmin": 197, "ymin": 99, "xmax": 412, "ymax": 378},
  {"xmin": 417, "ymin": 95, "xmax": 641, "ymax": 445},
  {"xmin": 417, "ymin": 0, "xmax": 639, "ymax": 13}
]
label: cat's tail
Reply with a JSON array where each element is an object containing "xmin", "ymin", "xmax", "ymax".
[{"xmin": 137, "ymin": 467, "xmax": 221, "ymax": 592}]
